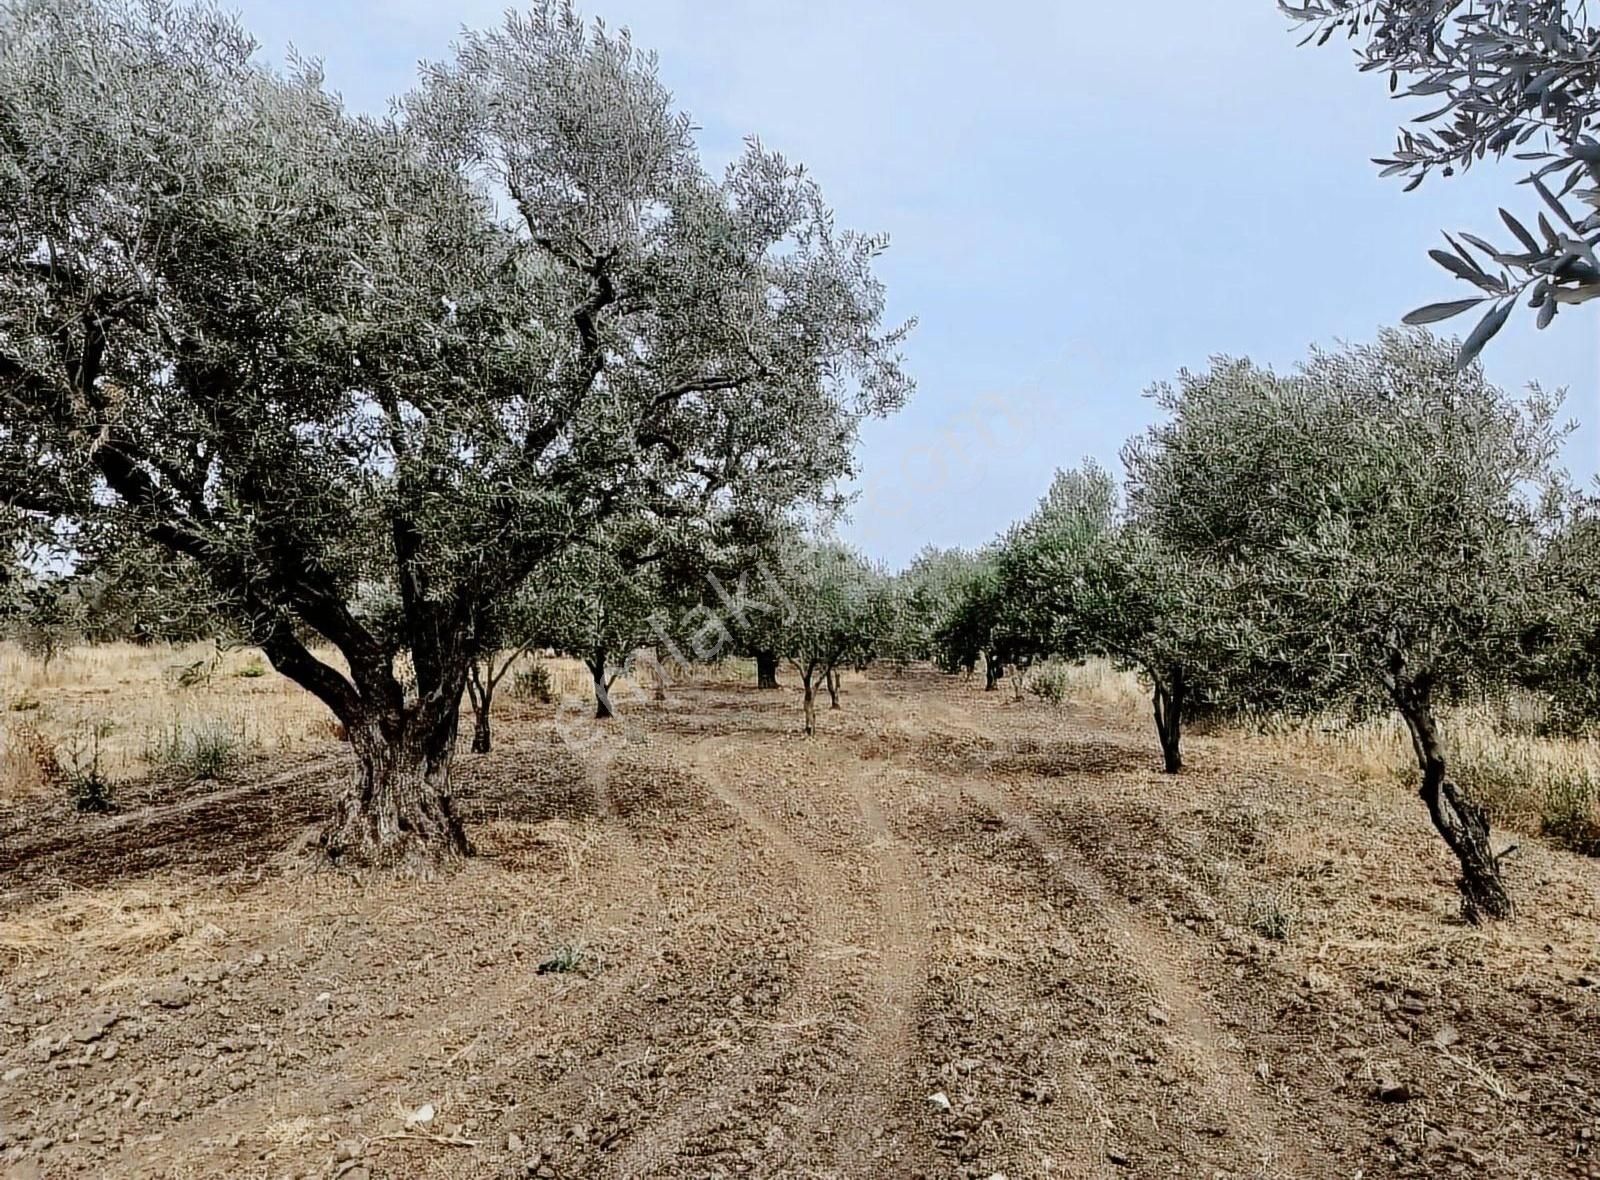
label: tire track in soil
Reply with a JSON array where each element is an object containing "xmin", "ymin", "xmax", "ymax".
[
  {"xmin": 598, "ymin": 732, "xmax": 856, "ymax": 1178},
  {"xmin": 959, "ymin": 776, "xmax": 1325, "ymax": 1178},
  {"xmin": 809, "ymin": 761, "xmax": 936, "ymax": 1175},
  {"xmin": 901, "ymin": 767, "xmax": 1120, "ymax": 1179}
]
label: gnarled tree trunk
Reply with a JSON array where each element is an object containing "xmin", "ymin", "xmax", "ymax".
[
  {"xmin": 801, "ymin": 664, "xmax": 818, "ymax": 735},
  {"xmin": 984, "ymin": 650, "xmax": 1002, "ymax": 691},
  {"xmin": 322, "ymin": 706, "xmax": 471, "ymax": 875},
  {"xmin": 257, "ymin": 618, "xmax": 474, "ymax": 874},
  {"xmin": 1152, "ymin": 667, "xmax": 1184, "ymax": 774},
  {"xmin": 756, "ymin": 649, "xmax": 780, "ymax": 690},
  {"xmin": 825, "ymin": 666, "xmax": 840, "ymax": 709},
  {"xmin": 1391, "ymin": 673, "xmax": 1512, "ymax": 921}
]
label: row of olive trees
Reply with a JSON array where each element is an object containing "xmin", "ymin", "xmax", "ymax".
[
  {"xmin": 931, "ymin": 331, "xmax": 1583, "ymax": 921},
  {"xmin": 442, "ymin": 492, "xmax": 897, "ymax": 745},
  {"xmin": 0, "ymin": 0, "xmax": 912, "ymax": 872}
]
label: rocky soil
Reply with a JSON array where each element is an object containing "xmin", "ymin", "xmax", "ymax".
[{"xmin": 3, "ymin": 670, "xmax": 1600, "ymax": 1178}]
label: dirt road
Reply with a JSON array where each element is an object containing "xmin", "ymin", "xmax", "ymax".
[{"xmin": 3, "ymin": 671, "xmax": 1600, "ymax": 1178}]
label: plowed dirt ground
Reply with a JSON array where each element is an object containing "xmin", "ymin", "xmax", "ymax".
[{"xmin": 4, "ymin": 669, "xmax": 1600, "ymax": 1179}]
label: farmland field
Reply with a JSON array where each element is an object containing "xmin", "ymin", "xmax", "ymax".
[{"xmin": 3, "ymin": 650, "xmax": 1599, "ymax": 1179}]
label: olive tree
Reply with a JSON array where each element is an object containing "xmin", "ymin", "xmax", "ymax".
[
  {"xmin": 932, "ymin": 556, "xmax": 1010, "ymax": 689},
  {"xmin": 886, "ymin": 546, "xmax": 982, "ymax": 667},
  {"xmin": 988, "ymin": 464, "xmax": 1118, "ymax": 675},
  {"xmin": 1284, "ymin": 0, "xmax": 1600, "ymax": 361},
  {"xmin": 8, "ymin": 574, "xmax": 82, "ymax": 670},
  {"xmin": 777, "ymin": 542, "xmax": 890, "ymax": 734},
  {"xmin": 459, "ymin": 583, "xmax": 547, "ymax": 755},
  {"xmin": 929, "ymin": 464, "xmax": 1116, "ymax": 695},
  {"xmin": 0, "ymin": 0, "xmax": 911, "ymax": 870},
  {"xmin": 665, "ymin": 506, "xmax": 806, "ymax": 689},
  {"xmin": 1128, "ymin": 331, "xmax": 1565, "ymax": 919},
  {"xmin": 1075, "ymin": 516, "xmax": 1285, "ymax": 775},
  {"xmin": 521, "ymin": 523, "xmax": 680, "ymax": 720},
  {"xmin": 1524, "ymin": 501, "xmax": 1600, "ymax": 727}
]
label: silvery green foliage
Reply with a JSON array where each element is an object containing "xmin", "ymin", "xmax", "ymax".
[
  {"xmin": 989, "ymin": 462, "xmax": 1118, "ymax": 666},
  {"xmin": 886, "ymin": 545, "xmax": 983, "ymax": 663},
  {"xmin": 1526, "ymin": 501, "xmax": 1600, "ymax": 725},
  {"xmin": 1284, "ymin": 1, "xmax": 1600, "ymax": 362},
  {"xmin": 64, "ymin": 538, "xmax": 218, "ymax": 642},
  {"xmin": 405, "ymin": 5, "xmax": 913, "ymax": 514},
  {"xmin": 8, "ymin": 572, "xmax": 83, "ymax": 664},
  {"xmin": 931, "ymin": 551, "xmax": 1006, "ymax": 678},
  {"xmin": 1074, "ymin": 526, "xmax": 1246, "ymax": 704},
  {"xmin": 931, "ymin": 464, "xmax": 1118, "ymax": 684},
  {"xmin": 1125, "ymin": 329, "xmax": 1567, "ymax": 707},
  {"xmin": 0, "ymin": 0, "xmax": 911, "ymax": 733},
  {"xmin": 778, "ymin": 541, "xmax": 894, "ymax": 679},
  {"xmin": 1128, "ymin": 329, "xmax": 1565, "ymax": 913},
  {"xmin": 641, "ymin": 504, "xmax": 801, "ymax": 669},
  {"xmin": 520, "ymin": 518, "xmax": 673, "ymax": 677}
]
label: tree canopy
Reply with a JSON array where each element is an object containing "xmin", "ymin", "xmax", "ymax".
[
  {"xmin": 0, "ymin": 0, "xmax": 911, "ymax": 868},
  {"xmin": 1126, "ymin": 329, "xmax": 1567, "ymax": 916},
  {"xmin": 774, "ymin": 541, "xmax": 892, "ymax": 734}
]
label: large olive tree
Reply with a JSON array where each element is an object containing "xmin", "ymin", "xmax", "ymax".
[
  {"xmin": 1128, "ymin": 331, "xmax": 1565, "ymax": 919},
  {"xmin": 0, "ymin": 0, "xmax": 910, "ymax": 870},
  {"xmin": 1284, "ymin": 0, "xmax": 1600, "ymax": 361}
]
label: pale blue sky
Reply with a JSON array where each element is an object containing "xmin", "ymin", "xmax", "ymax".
[{"xmin": 234, "ymin": 0, "xmax": 1597, "ymax": 567}]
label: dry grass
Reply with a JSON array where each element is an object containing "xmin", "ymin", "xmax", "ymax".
[
  {"xmin": 0, "ymin": 884, "xmax": 234, "ymax": 970},
  {"xmin": 1, "ymin": 641, "xmax": 750, "ymax": 802},
  {"xmin": 1247, "ymin": 700, "xmax": 1600, "ymax": 852},
  {"xmin": 1, "ymin": 640, "xmax": 336, "ymax": 800},
  {"xmin": 1025, "ymin": 658, "xmax": 1600, "ymax": 856},
  {"xmin": 1055, "ymin": 658, "xmax": 1149, "ymax": 713}
]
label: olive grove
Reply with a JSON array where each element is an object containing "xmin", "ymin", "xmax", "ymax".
[{"xmin": 0, "ymin": 0, "xmax": 911, "ymax": 871}]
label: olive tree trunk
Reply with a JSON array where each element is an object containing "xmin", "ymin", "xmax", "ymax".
[
  {"xmin": 589, "ymin": 651, "xmax": 616, "ymax": 720},
  {"xmin": 258, "ymin": 622, "xmax": 474, "ymax": 874},
  {"xmin": 322, "ymin": 706, "xmax": 471, "ymax": 874},
  {"xmin": 801, "ymin": 663, "xmax": 818, "ymax": 735},
  {"xmin": 1152, "ymin": 668, "xmax": 1184, "ymax": 774},
  {"xmin": 756, "ymin": 649, "xmax": 780, "ymax": 689},
  {"xmin": 463, "ymin": 640, "xmax": 535, "ymax": 755},
  {"xmin": 984, "ymin": 651, "xmax": 1002, "ymax": 692},
  {"xmin": 1391, "ymin": 675, "xmax": 1513, "ymax": 921},
  {"xmin": 465, "ymin": 662, "xmax": 495, "ymax": 754},
  {"xmin": 825, "ymin": 666, "xmax": 840, "ymax": 709}
]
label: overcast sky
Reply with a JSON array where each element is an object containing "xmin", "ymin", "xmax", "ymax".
[{"xmin": 233, "ymin": 0, "xmax": 1597, "ymax": 567}]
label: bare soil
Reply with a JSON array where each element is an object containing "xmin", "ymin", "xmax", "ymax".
[{"xmin": 4, "ymin": 670, "xmax": 1600, "ymax": 1179}]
